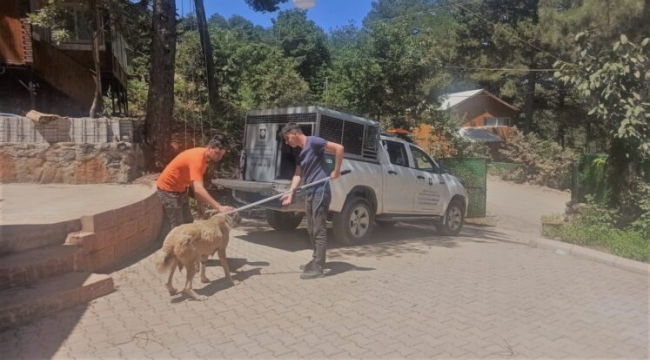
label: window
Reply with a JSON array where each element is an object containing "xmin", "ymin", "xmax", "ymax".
[
  {"xmin": 409, "ymin": 146, "xmax": 439, "ymax": 173},
  {"xmin": 383, "ymin": 140, "xmax": 409, "ymax": 167},
  {"xmin": 46, "ymin": 4, "xmax": 106, "ymax": 50},
  {"xmin": 60, "ymin": 7, "xmax": 93, "ymax": 43},
  {"xmin": 484, "ymin": 117, "xmax": 510, "ymax": 127},
  {"xmin": 341, "ymin": 121, "xmax": 364, "ymax": 157}
]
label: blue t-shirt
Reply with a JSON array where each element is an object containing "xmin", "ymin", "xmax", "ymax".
[{"xmin": 298, "ymin": 136, "xmax": 330, "ymax": 187}]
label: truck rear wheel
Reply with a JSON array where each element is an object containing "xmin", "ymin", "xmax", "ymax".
[
  {"xmin": 333, "ymin": 197, "xmax": 374, "ymax": 245},
  {"xmin": 266, "ymin": 210, "xmax": 304, "ymax": 232}
]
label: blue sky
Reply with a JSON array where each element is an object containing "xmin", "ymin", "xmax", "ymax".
[{"xmin": 176, "ymin": 0, "xmax": 374, "ymax": 32}]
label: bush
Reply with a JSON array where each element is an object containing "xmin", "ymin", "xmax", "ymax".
[
  {"xmin": 572, "ymin": 154, "xmax": 609, "ymax": 204},
  {"xmin": 488, "ymin": 162, "xmax": 519, "ymax": 177},
  {"xmin": 543, "ymin": 198, "xmax": 650, "ymax": 263},
  {"xmin": 625, "ymin": 181, "xmax": 650, "ymax": 238},
  {"xmin": 499, "ymin": 129, "xmax": 578, "ymax": 190}
]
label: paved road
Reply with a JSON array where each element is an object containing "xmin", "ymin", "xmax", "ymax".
[
  {"xmin": 0, "ymin": 180, "xmax": 647, "ymax": 359},
  {"xmin": 487, "ymin": 177, "xmax": 570, "ymax": 236}
]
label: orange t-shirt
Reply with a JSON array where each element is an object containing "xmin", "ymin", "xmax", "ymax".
[{"xmin": 157, "ymin": 147, "xmax": 208, "ymax": 192}]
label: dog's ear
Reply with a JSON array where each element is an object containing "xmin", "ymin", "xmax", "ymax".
[{"xmin": 228, "ymin": 212, "xmax": 242, "ymax": 226}]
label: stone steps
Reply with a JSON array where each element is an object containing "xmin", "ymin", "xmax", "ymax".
[
  {"xmin": 0, "ymin": 219, "xmax": 81, "ymax": 256},
  {"xmin": 0, "ymin": 244, "xmax": 83, "ymax": 290},
  {"xmin": 0, "ymin": 272, "xmax": 114, "ymax": 331}
]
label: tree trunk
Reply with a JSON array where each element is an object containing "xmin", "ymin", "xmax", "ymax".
[
  {"xmin": 89, "ymin": 0, "xmax": 103, "ymax": 118},
  {"xmin": 557, "ymin": 92, "xmax": 565, "ymax": 149},
  {"xmin": 639, "ymin": 0, "xmax": 650, "ymax": 36},
  {"xmin": 144, "ymin": 0, "xmax": 177, "ymax": 170},
  {"xmin": 194, "ymin": 0, "xmax": 221, "ymax": 116},
  {"xmin": 523, "ymin": 63, "xmax": 536, "ymax": 134}
]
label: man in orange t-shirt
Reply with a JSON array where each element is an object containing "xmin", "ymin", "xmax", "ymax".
[{"xmin": 156, "ymin": 136, "xmax": 235, "ymax": 228}]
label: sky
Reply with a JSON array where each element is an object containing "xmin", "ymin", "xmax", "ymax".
[{"xmin": 176, "ymin": 0, "xmax": 374, "ymax": 32}]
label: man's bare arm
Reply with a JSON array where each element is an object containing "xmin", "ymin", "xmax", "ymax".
[
  {"xmin": 325, "ymin": 142, "xmax": 344, "ymax": 179},
  {"xmin": 193, "ymin": 181, "xmax": 231, "ymax": 212},
  {"xmin": 289, "ymin": 165, "xmax": 302, "ymax": 191}
]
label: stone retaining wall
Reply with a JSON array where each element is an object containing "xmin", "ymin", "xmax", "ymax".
[
  {"xmin": 0, "ymin": 142, "xmax": 144, "ymax": 184},
  {"xmin": 66, "ymin": 188, "xmax": 163, "ymax": 271}
]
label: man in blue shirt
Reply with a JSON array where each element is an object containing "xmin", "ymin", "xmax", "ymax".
[{"xmin": 280, "ymin": 123, "xmax": 344, "ymax": 279}]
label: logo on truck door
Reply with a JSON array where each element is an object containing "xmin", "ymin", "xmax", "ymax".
[{"xmin": 259, "ymin": 127, "xmax": 267, "ymax": 141}]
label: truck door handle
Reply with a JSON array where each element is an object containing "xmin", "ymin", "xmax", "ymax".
[
  {"xmin": 439, "ymin": 181, "xmax": 446, "ymax": 184},
  {"xmin": 388, "ymin": 170, "xmax": 397, "ymax": 175},
  {"xmin": 417, "ymin": 175, "xmax": 425, "ymax": 180}
]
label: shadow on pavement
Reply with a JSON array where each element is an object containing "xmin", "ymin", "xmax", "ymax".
[
  {"xmin": 325, "ymin": 261, "xmax": 375, "ymax": 277},
  {"xmin": 236, "ymin": 219, "xmax": 516, "ymax": 259}
]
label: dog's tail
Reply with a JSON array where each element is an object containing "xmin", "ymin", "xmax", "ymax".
[{"xmin": 153, "ymin": 244, "xmax": 176, "ymax": 274}]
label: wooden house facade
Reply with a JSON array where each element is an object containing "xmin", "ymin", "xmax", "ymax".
[{"xmin": 0, "ymin": 0, "xmax": 128, "ymax": 116}]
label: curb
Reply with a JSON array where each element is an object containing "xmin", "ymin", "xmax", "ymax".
[{"xmin": 529, "ymin": 238, "xmax": 650, "ymax": 276}]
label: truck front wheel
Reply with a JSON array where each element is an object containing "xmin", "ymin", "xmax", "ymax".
[
  {"xmin": 266, "ymin": 210, "xmax": 304, "ymax": 232},
  {"xmin": 435, "ymin": 199, "xmax": 465, "ymax": 236},
  {"xmin": 333, "ymin": 197, "xmax": 374, "ymax": 245}
]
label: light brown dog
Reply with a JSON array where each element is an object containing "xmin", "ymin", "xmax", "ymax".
[{"xmin": 154, "ymin": 212, "xmax": 241, "ymax": 301}]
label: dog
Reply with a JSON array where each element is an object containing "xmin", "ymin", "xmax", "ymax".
[{"xmin": 153, "ymin": 211, "xmax": 241, "ymax": 301}]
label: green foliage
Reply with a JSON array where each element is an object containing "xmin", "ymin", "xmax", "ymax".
[
  {"xmin": 173, "ymin": 14, "xmax": 310, "ymax": 144},
  {"xmin": 499, "ymin": 129, "xmax": 578, "ymax": 189},
  {"xmin": 244, "ymin": 0, "xmax": 289, "ymax": 12},
  {"xmin": 488, "ymin": 162, "xmax": 520, "ymax": 177},
  {"xmin": 572, "ymin": 154, "xmax": 610, "ymax": 204},
  {"xmin": 556, "ymin": 33, "xmax": 650, "ymax": 160},
  {"xmin": 555, "ymin": 31, "xmax": 650, "ymax": 208},
  {"xmin": 321, "ymin": 20, "xmax": 441, "ymax": 127},
  {"xmin": 628, "ymin": 182, "xmax": 650, "ymax": 237},
  {"xmin": 544, "ymin": 198, "xmax": 650, "ymax": 262},
  {"xmin": 272, "ymin": 10, "xmax": 330, "ymax": 96}
]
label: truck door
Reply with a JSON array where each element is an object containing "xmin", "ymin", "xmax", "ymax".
[
  {"xmin": 244, "ymin": 123, "xmax": 280, "ymax": 182},
  {"xmin": 381, "ymin": 139, "xmax": 417, "ymax": 214},
  {"xmin": 408, "ymin": 145, "xmax": 450, "ymax": 215}
]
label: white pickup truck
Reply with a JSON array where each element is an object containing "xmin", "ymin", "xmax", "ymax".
[{"xmin": 213, "ymin": 106, "xmax": 468, "ymax": 245}]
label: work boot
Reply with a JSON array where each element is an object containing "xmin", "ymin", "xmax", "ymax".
[
  {"xmin": 299, "ymin": 260, "xmax": 314, "ymax": 271},
  {"xmin": 300, "ymin": 266, "xmax": 324, "ymax": 280}
]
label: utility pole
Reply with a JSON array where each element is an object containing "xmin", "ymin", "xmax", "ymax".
[{"xmin": 194, "ymin": 0, "xmax": 221, "ymax": 116}]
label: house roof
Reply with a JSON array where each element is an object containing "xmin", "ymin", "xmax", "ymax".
[
  {"xmin": 438, "ymin": 89, "xmax": 518, "ymax": 111},
  {"xmin": 459, "ymin": 127, "xmax": 504, "ymax": 143}
]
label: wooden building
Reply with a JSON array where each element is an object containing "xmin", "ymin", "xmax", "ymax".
[
  {"xmin": 410, "ymin": 89, "xmax": 519, "ymax": 160},
  {"xmin": 0, "ymin": 0, "xmax": 128, "ymax": 116},
  {"xmin": 438, "ymin": 88, "xmax": 518, "ymax": 140}
]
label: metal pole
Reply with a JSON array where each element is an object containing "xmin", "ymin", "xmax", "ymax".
[{"xmin": 221, "ymin": 169, "xmax": 351, "ymax": 215}]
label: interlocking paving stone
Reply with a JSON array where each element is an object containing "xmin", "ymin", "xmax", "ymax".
[{"xmin": 0, "ymin": 221, "xmax": 648, "ymax": 359}]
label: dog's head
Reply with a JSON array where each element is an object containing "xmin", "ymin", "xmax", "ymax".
[
  {"xmin": 204, "ymin": 210, "xmax": 241, "ymax": 228},
  {"xmin": 222, "ymin": 211, "xmax": 242, "ymax": 228}
]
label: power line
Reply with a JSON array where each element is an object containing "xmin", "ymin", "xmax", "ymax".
[
  {"xmin": 362, "ymin": 0, "xmax": 479, "ymax": 27},
  {"xmin": 441, "ymin": 66, "xmax": 559, "ymax": 72},
  {"xmin": 450, "ymin": 1, "xmax": 572, "ymax": 65}
]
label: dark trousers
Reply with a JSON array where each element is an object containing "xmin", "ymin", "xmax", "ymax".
[
  {"xmin": 156, "ymin": 188, "xmax": 193, "ymax": 229},
  {"xmin": 305, "ymin": 184, "xmax": 331, "ymax": 271}
]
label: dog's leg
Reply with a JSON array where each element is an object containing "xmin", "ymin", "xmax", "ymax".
[
  {"xmin": 183, "ymin": 261, "xmax": 207, "ymax": 301},
  {"xmin": 200, "ymin": 254, "xmax": 210, "ymax": 283},
  {"xmin": 218, "ymin": 249, "xmax": 239, "ymax": 286},
  {"xmin": 165, "ymin": 261, "xmax": 179, "ymax": 296}
]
